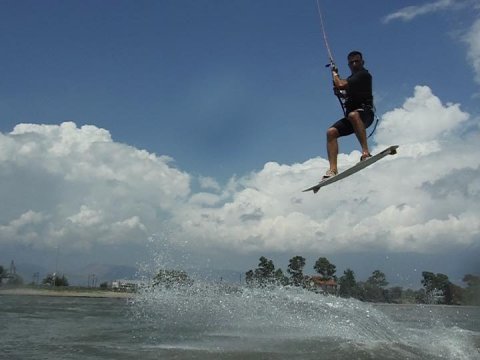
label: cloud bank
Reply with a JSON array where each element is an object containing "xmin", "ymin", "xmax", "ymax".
[
  {"xmin": 0, "ymin": 122, "xmax": 190, "ymax": 250},
  {"xmin": 172, "ymin": 86, "xmax": 478, "ymax": 254},
  {"xmin": 1, "ymin": 86, "xmax": 479, "ymax": 258}
]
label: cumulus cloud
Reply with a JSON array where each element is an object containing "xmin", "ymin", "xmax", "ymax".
[
  {"xmin": 173, "ymin": 86, "xmax": 479, "ymax": 254},
  {"xmin": 198, "ymin": 176, "xmax": 221, "ymax": 192},
  {"xmin": 375, "ymin": 86, "xmax": 468, "ymax": 146},
  {"xmin": 1, "ymin": 87, "xmax": 479, "ymax": 258},
  {"xmin": 0, "ymin": 122, "xmax": 190, "ymax": 250}
]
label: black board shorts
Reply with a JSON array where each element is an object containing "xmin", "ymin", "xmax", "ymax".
[{"xmin": 331, "ymin": 109, "xmax": 374, "ymax": 137}]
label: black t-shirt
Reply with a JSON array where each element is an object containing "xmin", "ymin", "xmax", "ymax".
[{"xmin": 345, "ymin": 69, "xmax": 373, "ymax": 113}]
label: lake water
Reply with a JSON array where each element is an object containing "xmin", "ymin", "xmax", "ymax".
[{"xmin": 1, "ymin": 285, "xmax": 479, "ymax": 359}]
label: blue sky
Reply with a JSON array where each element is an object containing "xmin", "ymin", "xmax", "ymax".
[
  {"xmin": 1, "ymin": 0, "xmax": 479, "ymax": 286},
  {"xmin": 2, "ymin": 0, "xmax": 477, "ymax": 180}
]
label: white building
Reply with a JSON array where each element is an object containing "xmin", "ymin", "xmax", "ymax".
[{"xmin": 111, "ymin": 279, "xmax": 143, "ymax": 292}]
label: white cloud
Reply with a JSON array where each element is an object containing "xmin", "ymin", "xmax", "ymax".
[
  {"xmin": 0, "ymin": 210, "xmax": 47, "ymax": 245},
  {"xmin": 0, "ymin": 122, "xmax": 190, "ymax": 250},
  {"xmin": 1, "ymin": 87, "xmax": 479, "ymax": 258},
  {"xmin": 173, "ymin": 86, "xmax": 480, "ymax": 254},
  {"xmin": 68, "ymin": 205, "xmax": 104, "ymax": 226},
  {"xmin": 382, "ymin": 1, "xmax": 480, "ymax": 85},
  {"xmin": 382, "ymin": 0, "xmax": 456, "ymax": 23},
  {"xmin": 198, "ymin": 176, "xmax": 221, "ymax": 192},
  {"xmin": 375, "ymin": 86, "xmax": 468, "ymax": 146},
  {"xmin": 464, "ymin": 18, "xmax": 480, "ymax": 84}
]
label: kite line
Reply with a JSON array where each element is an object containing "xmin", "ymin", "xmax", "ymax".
[{"xmin": 315, "ymin": 0, "xmax": 346, "ymax": 116}]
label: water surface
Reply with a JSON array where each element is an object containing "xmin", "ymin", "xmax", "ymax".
[{"xmin": 1, "ymin": 285, "xmax": 479, "ymax": 359}]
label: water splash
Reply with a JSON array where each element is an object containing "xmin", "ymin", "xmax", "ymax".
[
  {"xmin": 128, "ymin": 234, "xmax": 479, "ymax": 359},
  {"xmin": 128, "ymin": 282, "xmax": 479, "ymax": 359},
  {"xmin": 132, "ymin": 284, "xmax": 392, "ymax": 337}
]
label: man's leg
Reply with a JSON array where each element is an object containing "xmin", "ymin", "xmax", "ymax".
[
  {"xmin": 347, "ymin": 111, "xmax": 370, "ymax": 157},
  {"xmin": 326, "ymin": 127, "xmax": 339, "ymax": 173}
]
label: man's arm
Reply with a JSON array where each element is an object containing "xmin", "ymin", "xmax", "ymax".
[{"xmin": 332, "ymin": 71, "xmax": 348, "ymax": 90}]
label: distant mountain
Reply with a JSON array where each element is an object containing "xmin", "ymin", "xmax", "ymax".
[
  {"xmin": 5, "ymin": 262, "xmax": 49, "ymax": 285},
  {"xmin": 71, "ymin": 263, "xmax": 139, "ymax": 285},
  {"xmin": 9, "ymin": 261, "xmax": 244, "ymax": 287},
  {"xmin": 187, "ymin": 268, "xmax": 244, "ymax": 284}
]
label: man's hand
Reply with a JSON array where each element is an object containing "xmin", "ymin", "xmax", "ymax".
[
  {"xmin": 333, "ymin": 87, "xmax": 345, "ymax": 98},
  {"xmin": 332, "ymin": 69, "xmax": 340, "ymax": 90}
]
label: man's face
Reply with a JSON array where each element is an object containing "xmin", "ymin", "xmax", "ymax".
[{"xmin": 348, "ymin": 54, "xmax": 364, "ymax": 73}]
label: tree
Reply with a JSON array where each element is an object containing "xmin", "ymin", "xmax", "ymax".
[
  {"xmin": 0, "ymin": 265, "xmax": 23, "ymax": 286},
  {"xmin": 421, "ymin": 271, "xmax": 449, "ymax": 293},
  {"xmin": 245, "ymin": 270, "xmax": 255, "ymax": 285},
  {"xmin": 287, "ymin": 256, "xmax": 306, "ymax": 286},
  {"xmin": 415, "ymin": 288, "xmax": 428, "ymax": 304},
  {"xmin": 435, "ymin": 273, "xmax": 450, "ymax": 292},
  {"xmin": 254, "ymin": 256, "xmax": 276, "ymax": 285},
  {"xmin": 274, "ymin": 268, "xmax": 289, "ymax": 286},
  {"xmin": 462, "ymin": 274, "xmax": 480, "ymax": 305},
  {"xmin": 421, "ymin": 271, "xmax": 450, "ymax": 304},
  {"xmin": 387, "ymin": 286, "xmax": 403, "ymax": 303},
  {"xmin": 444, "ymin": 282, "xmax": 463, "ymax": 305},
  {"xmin": 245, "ymin": 256, "xmax": 280, "ymax": 287},
  {"xmin": 359, "ymin": 270, "xmax": 389, "ymax": 302},
  {"xmin": 338, "ymin": 268, "xmax": 358, "ymax": 298},
  {"xmin": 421, "ymin": 271, "xmax": 436, "ymax": 292},
  {"xmin": 6, "ymin": 274, "xmax": 24, "ymax": 286},
  {"xmin": 463, "ymin": 274, "xmax": 480, "ymax": 287},
  {"xmin": 43, "ymin": 274, "xmax": 69, "ymax": 287},
  {"xmin": 367, "ymin": 270, "xmax": 388, "ymax": 288},
  {"xmin": 153, "ymin": 269, "xmax": 192, "ymax": 288},
  {"xmin": 401, "ymin": 288, "xmax": 418, "ymax": 304},
  {"xmin": 0, "ymin": 266, "xmax": 5, "ymax": 286},
  {"xmin": 313, "ymin": 257, "xmax": 336, "ymax": 281}
]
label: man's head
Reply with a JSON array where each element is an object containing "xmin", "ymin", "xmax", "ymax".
[{"xmin": 347, "ymin": 51, "xmax": 364, "ymax": 73}]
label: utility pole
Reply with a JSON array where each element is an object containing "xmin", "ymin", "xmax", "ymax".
[
  {"xmin": 52, "ymin": 246, "xmax": 59, "ymax": 287},
  {"xmin": 9, "ymin": 260, "xmax": 16, "ymax": 275},
  {"xmin": 32, "ymin": 272, "xmax": 39, "ymax": 285},
  {"xmin": 55, "ymin": 246, "xmax": 59, "ymax": 276},
  {"xmin": 88, "ymin": 274, "xmax": 97, "ymax": 287}
]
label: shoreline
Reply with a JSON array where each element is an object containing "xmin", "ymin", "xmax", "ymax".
[{"xmin": 0, "ymin": 287, "xmax": 134, "ymax": 299}]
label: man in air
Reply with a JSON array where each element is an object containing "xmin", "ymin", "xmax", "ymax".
[{"xmin": 323, "ymin": 50, "xmax": 374, "ymax": 179}]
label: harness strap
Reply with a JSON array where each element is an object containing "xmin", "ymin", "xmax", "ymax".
[
  {"xmin": 353, "ymin": 104, "xmax": 379, "ymax": 139},
  {"xmin": 367, "ymin": 105, "xmax": 380, "ymax": 139}
]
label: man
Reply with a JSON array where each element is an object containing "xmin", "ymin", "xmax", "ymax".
[{"xmin": 323, "ymin": 50, "xmax": 374, "ymax": 179}]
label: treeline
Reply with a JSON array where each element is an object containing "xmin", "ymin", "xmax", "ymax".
[
  {"xmin": 0, "ymin": 265, "xmax": 24, "ymax": 286},
  {"xmin": 0, "ymin": 264, "xmax": 72, "ymax": 287},
  {"xmin": 245, "ymin": 256, "xmax": 480, "ymax": 305}
]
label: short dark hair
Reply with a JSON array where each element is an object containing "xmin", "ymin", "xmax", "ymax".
[{"xmin": 348, "ymin": 51, "xmax": 363, "ymax": 59}]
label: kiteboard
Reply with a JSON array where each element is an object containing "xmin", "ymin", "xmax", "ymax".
[{"xmin": 303, "ymin": 145, "xmax": 399, "ymax": 193}]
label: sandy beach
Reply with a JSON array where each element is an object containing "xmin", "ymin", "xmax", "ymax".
[{"xmin": 0, "ymin": 287, "xmax": 134, "ymax": 298}]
